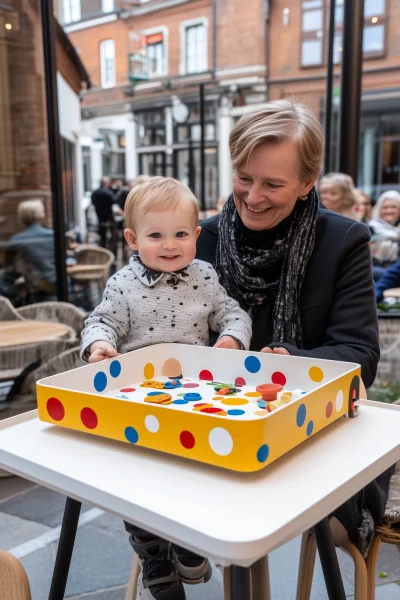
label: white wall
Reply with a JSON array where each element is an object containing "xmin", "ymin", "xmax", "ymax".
[{"xmin": 57, "ymin": 72, "xmax": 85, "ymax": 232}]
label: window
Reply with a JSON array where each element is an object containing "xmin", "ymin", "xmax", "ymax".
[
  {"xmin": 61, "ymin": 0, "xmax": 80, "ymax": 24},
  {"xmin": 100, "ymin": 130, "xmax": 126, "ymax": 178},
  {"xmin": 333, "ymin": 0, "xmax": 386, "ymax": 63},
  {"xmin": 146, "ymin": 32, "xmax": 166, "ymax": 77},
  {"xmin": 301, "ymin": 0, "xmax": 323, "ymax": 67},
  {"xmin": 102, "ymin": 0, "xmax": 114, "ymax": 12},
  {"xmin": 137, "ymin": 110, "xmax": 166, "ymax": 147},
  {"xmin": 100, "ymin": 39, "xmax": 115, "ymax": 88},
  {"xmin": 183, "ymin": 22, "xmax": 207, "ymax": 74}
]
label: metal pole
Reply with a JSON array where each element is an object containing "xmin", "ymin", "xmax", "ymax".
[
  {"xmin": 338, "ymin": 0, "xmax": 365, "ymax": 181},
  {"xmin": 40, "ymin": 0, "xmax": 68, "ymax": 301},
  {"xmin": 324, "ymin": 0, "xmax": 336, "ymax": 174},
  {"xmin": 199, "ymin": 82, "xmax": 206, "ymax": 214}
]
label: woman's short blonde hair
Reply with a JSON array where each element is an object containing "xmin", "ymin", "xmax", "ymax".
[
  {"xmin": 18, "ymin": 199, "xmax": 45, "ymax": 227},
  {"xmin": 320, "ymin": 172, "xmax": 357, "ymax": 210},
  {"xmin": 229, "ymin": 99, "xmax": 324, "ymax": 182},
  {"xmin": 372, "ymin": 190, "xmax": 400, "ymax": 220},
  {"xmin": 124, "ymin": 176, "xmax": 199, "ymax": 230}
]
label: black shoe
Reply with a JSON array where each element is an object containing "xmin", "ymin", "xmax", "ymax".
[{"xmin": 172, "ymin": 545, "xmax": 212, "ymax": 584}]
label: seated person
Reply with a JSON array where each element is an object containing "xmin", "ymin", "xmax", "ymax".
[
  {"xmin": 375, "ymin": 260, "xmax": 400, "ymax": 302},
  {"xmin": 7, "ymin": 199, "xmax": 56, "ymax": 300}
]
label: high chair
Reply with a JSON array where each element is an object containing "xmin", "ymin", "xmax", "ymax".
[{"xmin": 0, "ymin": 550, "xmax": 31, "ymax": 600}]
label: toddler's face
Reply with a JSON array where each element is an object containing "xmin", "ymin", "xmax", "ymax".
[{"xmin": 125, "ymin": 203, "xmax": 201, "ymax": 272}]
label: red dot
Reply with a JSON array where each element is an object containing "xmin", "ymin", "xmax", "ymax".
[
  {"xmin": 180, "ymin": 431, "xmax": 195, "ymax": 449},
  {"xmin": 182, "ymin": 383, "xmax": 200, "ymax": 388},
  {"xmin": 200, "ymin": 407, "xmax": 223, "ymax": 414},
  {"xmin": 194, "ymin": 402, "xmax": 208, "ymax": 407},
  {"xmin": 81, "ymin": 407, "xmax": 98, "ymax": 429},
  {"xmin": 199, "ymin": 369, "xmax": 213, "ymax": 381},
  {"xmin": 272, "ymin": 371, "xmax": 286, "ymax": 386},
  {"xmin": 120, "ymin": 388, "xmax": 136, "ymax": 393},
  {"xmin": 47, "ymin": 397, "xmax": 65, "ymax": 421},
  {"xmin": 326, "ymin": 401, "xmax": 333, "ymax": 418},
  {"xmin": 235, "ymin": 377, "xmax": 246, "ymax": 386}
]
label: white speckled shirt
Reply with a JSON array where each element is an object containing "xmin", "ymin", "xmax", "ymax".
[{"xmin": 81, "ymin": 256, "xmax": 252, "ymax": 359}]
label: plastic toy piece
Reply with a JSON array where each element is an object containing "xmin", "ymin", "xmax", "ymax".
[
  {"xmin": 164, "ymin": 380, "xmax": 182, "ymax": 389},
  {"xmin": 256, "ymin": 383, "xmax": 283, "ymax": 402},
  {"xmin": 257, "ymin": 399, "xmax": 275, "ymax": 413},
  {"xmin": 140, "ymin": 380, "xmax": 165, "ymax": 389},
  {"xmin": 193, "ymin": 403, "xmax": 213, "ymax": 411},
  {"xmin": 183, "ymin": 393, "xmax": 202, "ymax": 401},
  {"xmin": 144, "ymin": 392, "xmax": 172, "ymax": 405}
]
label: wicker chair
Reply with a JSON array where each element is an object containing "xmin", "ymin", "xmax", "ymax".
[
  {"xmin": 68, "ymin": 245, "xmax": 115, "ymax": 308},
  {"xmin": 0, "ymin": 296, "xmax": 25, "ymax": 322},
  {"xmin": 17, "ymin": 301, "xmax": 86, "ymax": 337}
]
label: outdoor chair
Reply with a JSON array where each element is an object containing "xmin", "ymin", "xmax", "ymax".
[
  {"xmin": 0, "ymin": 295, "xmax": 25, "ymax": 322},
  {"xmin": 0, "ymin": 550, "xmax": 31, "ymax": 600},
  {"xmin": 68, "ymin": 244, "xmax": 115, "ymax": 308},
  {"xmin": 296, "ymin": 461, "xmax": 400, "ymax": 600},
  {"xmin": 17, "ymin": 301, "xmax": 86, "ymax": 338}
]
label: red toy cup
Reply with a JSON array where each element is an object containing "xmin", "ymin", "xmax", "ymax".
[{"xmin": 256, "ymin": 383, "xmax": 283, "ymax": 402}]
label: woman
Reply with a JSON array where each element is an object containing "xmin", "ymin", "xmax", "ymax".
[
  {"xmin": 354, "ymin": 189, "xmax": 373, "ymax": 223},
  {"xmin": 319, "ymin": 172, "xmax": 358, "ymax": 219},
  {"xmin": 197, "ymin": 99, "xmax": 392, "ymax": 556},
  {"xmin": 369, "ymin": 190, "xmax": 400, "ymax": 240}
]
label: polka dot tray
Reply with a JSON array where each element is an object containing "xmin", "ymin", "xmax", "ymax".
[{"xmin": 37, "ymin": 344, "xmax": 361, "ymax": 472}]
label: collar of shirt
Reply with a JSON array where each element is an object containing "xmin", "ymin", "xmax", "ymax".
[{"xmin": 129, "ymin": 255, "xmax": 190, "ymax": 287}]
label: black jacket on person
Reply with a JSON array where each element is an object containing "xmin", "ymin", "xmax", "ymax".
[
  {"xmin": 197, "ymin": 208, "xmax": 379, "ymax": 388},
  {"xmin": 91, "ymin": 185, "xmax": 116, "ymax": 224},
  {"xmin": 197, "ymin": 208, "xmax": 392, "ymax": 551}
]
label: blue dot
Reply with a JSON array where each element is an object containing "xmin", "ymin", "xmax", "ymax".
[
  {"xmin": 94, "ymin": 371, "xmax": 107, "ymax": 392},
  {"xmin": 110, "ymin": 360, "xmax": 121, "ymax": 378},
  {"xmin": 227, "ymin": 409, "xmax": 245, "ymax": 416},
  {"xmin": 183, "ymin": 393, "xmax": 202, "ymax": 401},
  {"xmin": 173, "ymin": 400, "xmax": 189, "ymax": 405},
  {"xmin": 306, "ymin": 421, "xmax": 314, "ymax": 436},
  {"xmin": 125, "ymin": 427, "xmax": 139, "ymax": 444},
  {"xmin": 147, "ymin": 391, "xmax": 168, "ymax": 397},
  {"xmin": 244, "ymin": 356, "xmax": 261, "ymax": 373},
  {"xmin": 296, "ymin": 404, "xmax": 306, "ymax": 427},
  {"xmin": 257, "ymin": 444, "xmax": 269, "ymax": 463}
]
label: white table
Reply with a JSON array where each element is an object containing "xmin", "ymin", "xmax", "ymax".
[{"xmin": 1, "ymin": 400, "xmax": 400, "ymax": 600}]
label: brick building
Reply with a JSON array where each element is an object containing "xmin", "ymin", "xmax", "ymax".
[
  {"xmin": 61, "ymin": 0, "xmax": 268, "ymax": 206},
  {"xmin": 268, "ymin": 0, "xmax": 400, "ymax": 198}
]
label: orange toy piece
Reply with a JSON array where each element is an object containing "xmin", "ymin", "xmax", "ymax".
[
  {"xmin": 256, "ymin": 383, "xmax": 283, "ymax": 402},
  {"xmin": 144, "ymin": 393, "xmax": 172, "ymax": 405},
  {"xmin": 140, "ymin": 381, "xmax": 165, "ymax": 390}
]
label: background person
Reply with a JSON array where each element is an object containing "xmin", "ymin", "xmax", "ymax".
[
  {"xmin": 369, "ymin": 190, "xmax": 400, "ymax": 279},
  {"xmin": 319, "ymin": 172, "xmax": 358, "ymax": 219},
  {"xmin": 91, "ymin": 177, "xmax": 117, "ymax": 253},
  {"xmin": 354, "ymin": 189, "xmax": 373, "ymax": 223},
  {"xmin": 196, "ymin": 99, "xmax": 392, "ymax": 558},
  {"xmin": 375, "ymin": 259, "xmax": 400, "ymax": 302}
]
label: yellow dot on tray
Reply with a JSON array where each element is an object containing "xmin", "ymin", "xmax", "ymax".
[
  {"xmin": 254, "ymin": 410, "xmax": 268, "ymax": 417},
  {"xmin": 220, "ymin": 398, "xmax": 249, "ymax": 406},
  {"xmin": 144, "ymin": 363, "xmax": 155, "ymax": 380},
  {"xmin": 309, "ymin": 366, "xmax": 324, "ymax": 382},
  {"xmin": 244, "ymin": 391, "xmax": 261, "ymax": 398}
]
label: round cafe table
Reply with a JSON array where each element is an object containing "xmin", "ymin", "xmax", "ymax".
[{"xmin": 0, "ymin": 320, "xmax": 71, "ymax": 349}]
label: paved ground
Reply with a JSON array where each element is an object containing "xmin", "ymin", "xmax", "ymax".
[{"xmin": 1, "ymin": 476, "xmax": 399, "ymax": 599}]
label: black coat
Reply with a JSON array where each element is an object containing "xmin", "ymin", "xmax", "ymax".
[
  {"xmin": 197, "ymin": 208, "xmax": 379, "ymax": 388},
  {"xmin": 197, "ymin": 208, "xmax": 391, "ymax": 551}
]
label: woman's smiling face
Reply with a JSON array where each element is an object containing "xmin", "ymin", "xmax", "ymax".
[{"xmin": 232, "ymin": 139, "xmax": 315, "ymax": 231}]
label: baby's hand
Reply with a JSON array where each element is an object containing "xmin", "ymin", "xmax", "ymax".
[
  {"xmin": 88, "ymin": 341, "xmax": 119, "ymax": 363},
  {"xmin": 214, "ymin": 336, "xmax": 241, "ymax": 350}
]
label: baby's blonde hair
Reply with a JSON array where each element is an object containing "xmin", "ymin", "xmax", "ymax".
[{"xmin": 125, "ymin": 176, "xmax": 199, "ymax": 230}]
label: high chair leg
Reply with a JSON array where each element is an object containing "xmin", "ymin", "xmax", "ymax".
[
  {"xmin": 0, "ymin": 550, "xmax": 31, "ymax": 600},
  {"xmin": 125, "ymin": 552, "xmax": 140, "ymax": 600},
  {"xmin": 251, "ymin": 555, "xmax": 271, "ymax": 600},
  {"xmin": 366, "ymin": 534, "xmax": 382, "ymax": 600},
  {"xmin": 296, "ymin": 530, "xmax": 317, "ymax": 600},
  {"xmin": 340, "ymin": 540, "xmax": 368, "ymax": 600},
  {"xmin": 223, "ymin": 567, "xmax": 231, "ymax": 600}
]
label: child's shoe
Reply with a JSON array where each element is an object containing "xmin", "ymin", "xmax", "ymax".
[{"xmin": 172, "ymin": 545, "xmax": 212, "ymax": 584}]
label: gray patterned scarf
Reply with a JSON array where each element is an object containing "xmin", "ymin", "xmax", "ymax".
[{"xmin": 215, "ymin": 187, "xmax": 319, "ymax": 347}]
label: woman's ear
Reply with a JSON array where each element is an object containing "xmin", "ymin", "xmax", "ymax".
[
  {"xmin": 195, "ymin": 225, "xmax": 202, "ymax": 239},
  {"xmin": 124, "ymin": 228, "xmax": 137, "ymax": 250}
]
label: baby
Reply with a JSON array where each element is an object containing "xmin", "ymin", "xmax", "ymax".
[
  {"xmin": 81, "ymin": 176, "xmax": 252, "ymax": 600},
  {"xmin": 81, "ymin": 176, "xmax": 252, "ymax": 362}
]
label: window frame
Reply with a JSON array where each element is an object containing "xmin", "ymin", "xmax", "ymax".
[
  {"xmin": 61, "ymin": 0, "xmax": 81, "ymax": 25},
  {"xmin": 300, "ymin": 0, "xmax": 324, "ymax": 68},
  {"xmin": 142, "ymin": 26, "xmax": 169, "ymax": 78},
  {"xmin": 179, "ymin": 17, "xmax": 208, "ymax": 76},
  {"xmin": 99, "ymin": 39, "xmax": 116, "ymax": 88},
  {"xmin": 101, "ymin": 0, "xmax": 114, "ymax": 13}
]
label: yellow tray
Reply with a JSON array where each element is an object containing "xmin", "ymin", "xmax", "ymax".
[{"xmin": 37, "ymin": 344, "xmax": 361, "ymax": 472}]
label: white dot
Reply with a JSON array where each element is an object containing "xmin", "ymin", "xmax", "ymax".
[
  {"xmin": 145, "ymin": 415, "xmax": 159, "ymax": 433},
  {"xmin": 336, "ymin": 390, "xmax": 344, "ymax": 412},
  {"xmin": 209, "ymin": 427, "xmax": 233, "ymax": 456}
]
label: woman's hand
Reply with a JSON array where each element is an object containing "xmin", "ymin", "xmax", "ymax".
[
  {"xmin": 261, "ymin": 346, "xmax": 290, "ymax": 355},
  {"xmin": 89, "ymin": 341, "xmax": 119, "ymax": 363},
  {"xmin": 214, "ymin": 336, "xmax": 241, "ymax": 350}
]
